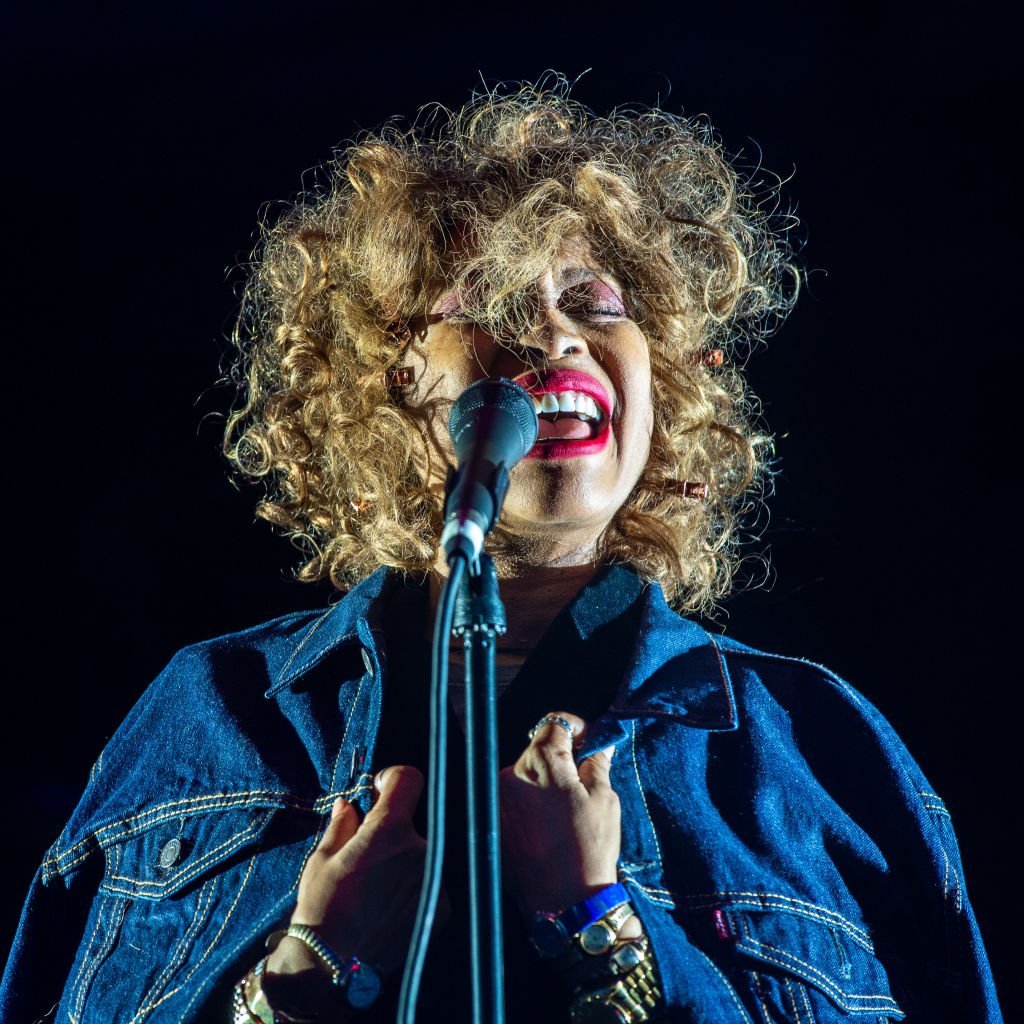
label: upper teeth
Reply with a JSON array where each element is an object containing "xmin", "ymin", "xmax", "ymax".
[{"xmin": 531, "ymin": 390, "xmax": 602, "ymax": 421}]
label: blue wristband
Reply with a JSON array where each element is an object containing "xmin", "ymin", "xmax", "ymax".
[{"xmin": 530, "ymin": 882, "xmax": 630, "ymax": 958}]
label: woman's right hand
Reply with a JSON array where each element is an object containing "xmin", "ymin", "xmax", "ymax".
[{"xmin": 266, "ymin": 765, "xmax": 438, "ymax": 983}]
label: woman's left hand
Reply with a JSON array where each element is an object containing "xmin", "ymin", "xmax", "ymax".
[{"xmin": 499, "ymin": 710, "xmax": 619, "ymax": 915}]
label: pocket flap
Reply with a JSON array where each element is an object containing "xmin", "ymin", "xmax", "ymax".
[
  {"xmin": 99, "ymin": 806, "xmax": 278, "ymax": 901},
  {"xmin": 727, "ymin": 908, "xmax": 905, "ymax": 1018}
]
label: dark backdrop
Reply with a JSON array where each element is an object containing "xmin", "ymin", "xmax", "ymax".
[{"xmin": 5, "ymin": 0, "xmax": 1014, "ymax": 1013}]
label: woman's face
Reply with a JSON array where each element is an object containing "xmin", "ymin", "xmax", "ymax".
[{"xmin": 405, "ymin": 241, "xmax": 654, "ymax": 566}]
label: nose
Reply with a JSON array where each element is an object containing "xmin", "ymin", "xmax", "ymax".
[{"xmin": 517, "ymin": 304, "xmax": 589, "ymax": 361}]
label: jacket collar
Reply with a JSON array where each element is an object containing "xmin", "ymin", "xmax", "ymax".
[
  {"xmin": 570, "ymin": 566, "xmax": 738, "ymax": 732},
  {"xmin": 267, "ymin": 565, "xmax": 737, "ymax": 731}
]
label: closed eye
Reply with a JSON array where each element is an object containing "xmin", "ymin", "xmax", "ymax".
[{"xmin": 560, "ymin": 282, "xmax": 628, "ymax": 319}]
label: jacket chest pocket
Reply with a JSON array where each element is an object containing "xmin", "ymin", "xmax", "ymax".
[
  {"xmin": 707, "ymin": 907, "xmax": 905, "ymax": 1024},
  {"xmin": 65, "ymin": 805, "xmax": 303, "ymax": 1024}
]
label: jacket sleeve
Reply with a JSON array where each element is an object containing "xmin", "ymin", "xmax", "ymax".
[
  {"xmin": 912, "ymin": 788, "xmax": 1002, "ymax": 1022},
  {"xmin": 0, "ymin": 858, "xmax": 98, "ymax": 1024},
  {"xmin": 844, "ymin": 685, "xmax": 1003, "ymax": 1023}
]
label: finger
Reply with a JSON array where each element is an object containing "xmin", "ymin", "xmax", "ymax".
[
  {"xmin": 316, "ymin": 797, "xmax": 360, "ymax": 855},
  {"xmin": 522, "ymin": 711, "xmax": 587, "ymax": 786},
  {"xmin": 529, "ymin": 711, "xmax": 585, "ymax": 751},
  {"xmin": 364, "ymin": 765, "xmax": 425, "ymax": 828},
  {"xmin": 577, "ymin": 745, "xmax": 616, "ymax": 793}
]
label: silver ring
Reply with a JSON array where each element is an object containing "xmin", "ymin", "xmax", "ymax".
[{"xmin": 529, "ymin": 714, "xmax": 576, "ymax": 743}]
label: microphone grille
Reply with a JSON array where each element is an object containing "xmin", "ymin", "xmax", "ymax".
[{"xmin": 448, "ymin": 378, "xmax": 539, "ymax": 457}]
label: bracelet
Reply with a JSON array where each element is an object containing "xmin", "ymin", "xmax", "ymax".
[
  {"xmin": 579, "ymin": 903, "xmax": 637, "ymax": 956},
  {"xmin": 569, "ymin": 956, "xmax": 663, "ymax": 1024},
  {"xmin": 232, "ymin": 926, "xmax": 383, "ymax": 1024},
  {"xmin": 271, "ymin": 924, "xmax": 383, "ymax": 1010},
  {"xmin": 232, "ymin": 957, "xmax": 318, "ymax": 1024},
  {"xmin": 530, "ymin": 882, "xmax": 631, "ymax": 958},
  {"xmin": 560, "ymin": 935, "xmax": 650, "ymax": 993},
  {"xmin": 231, "ymin": 976, "xmax": 261, "ymax": 1024}
]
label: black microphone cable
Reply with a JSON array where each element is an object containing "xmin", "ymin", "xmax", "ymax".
[
  {"xmin": 397, "ymin": 551, "xmax": 467, "ymax": 1024},
  {"xmin": 398, "ymin": 377, "xmax": 536, "ymax": 1024}
]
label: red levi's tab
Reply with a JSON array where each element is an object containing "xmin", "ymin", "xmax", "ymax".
[{"xmin": 712, "ymin": 909, "xmax": 736, "ymax": 942}]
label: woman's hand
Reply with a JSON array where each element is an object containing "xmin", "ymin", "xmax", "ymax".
[
  {"xmin": 267, "ymin": 765, "xmax": 441, "ymax": 982},
  {"xmin": 499, "ymin": 711, "xmax": 619, "ymax": 915}
]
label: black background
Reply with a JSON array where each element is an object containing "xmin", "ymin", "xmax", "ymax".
[{"xmin": 5, "ymin": 0, "xmax": 1015, "ymax": 1014}]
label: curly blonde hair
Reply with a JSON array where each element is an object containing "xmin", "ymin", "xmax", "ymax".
[{"xmin": 225, "ymin": 80, "xmax": 798, "ymax": 610}]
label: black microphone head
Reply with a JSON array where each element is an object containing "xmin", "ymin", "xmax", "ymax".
[{"xmin": 447, "ymin": 377, "xmax": 539, "ymax": 467}]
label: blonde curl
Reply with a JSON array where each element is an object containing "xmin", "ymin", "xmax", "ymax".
[{"xmin": 225, "ymin": 79, "xmax": 799, "ymax": 610}]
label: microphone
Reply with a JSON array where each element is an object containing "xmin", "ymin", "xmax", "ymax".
[{"xmin": 441, "ymin": 378, "xmax": 539, "ymax": 566}]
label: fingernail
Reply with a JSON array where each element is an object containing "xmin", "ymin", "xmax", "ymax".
[
  {"xmin": 374, "ymin": 769, "xmax": 388, "ymax": 792},
  {"xmin": 331, "ymin": 797, "xmax": 347, "ymax": 818},
  {"xmin": 604, "ymin": 745, "xmax": 617, "ymax": 760}
]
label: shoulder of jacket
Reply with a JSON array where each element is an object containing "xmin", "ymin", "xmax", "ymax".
[
  {"xmin": 709, "ymin": 632, "xmax": 862, "ymax": 697},
  {"xmin": 710, "ymin": 632, "xmax": 945, "ymax": 813}
]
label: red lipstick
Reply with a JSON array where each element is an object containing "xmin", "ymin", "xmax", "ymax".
[{"xmin": 514, "ymin": 370, "xmax": 612, "ymax": 460}]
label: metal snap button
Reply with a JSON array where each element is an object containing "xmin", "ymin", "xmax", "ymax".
[
  {"xmin": 158, "ymin": 837, "xmax": 184, "ymax": 870},
  {"xmin": 361, "ymin": 648, "xmax": 374, "ymax": 677}
]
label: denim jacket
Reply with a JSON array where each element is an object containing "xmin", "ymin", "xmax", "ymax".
[{"xmin": 1, "ymin": 566, "xmax": 1002, "ymax": 1023}]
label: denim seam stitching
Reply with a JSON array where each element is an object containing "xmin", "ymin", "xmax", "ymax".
[
  {"xmin": 46, "ymin": 786, "xmax": 372, "ymax": 878},
  {"xmin": 136, "ymin": 851, "xmax": 260, "ymax": 1020},
  {"xmin": 750, "ymin": 971, "xmax": 773, "ymax": 1024},
  {"xmin": 621, "ymin": 873, "xmax": 674, "ymax": 908},
  {"xmin": 103, "ymin": 814, "xmax": 271, "ymax": 895},
  {"xmin": 274, "ymin": 608, "xmax": 335, "ymax": 685},
  {"xmin": 797, "ymin": 977, "xmax": 815, "ymax": 1024},
  {"xmin": 691, "ymin": 944, "xmax": 755, "ymax": 1024},
  {"xmin": 709, "ymin": 636, "xmax": 738, "ymax": 726},
  {"xmin": 173, "ymin": 809, "xmax": 332, "ymax": 1024},
  {"xmin": 70, "ymin": 890, "xmax": 127, "ymax": 1024},
  {"xmin": 736, "ymin": 937, "xmax": 901, "ymax": 1011},
  {"xmin": 130, "ymin": 876, "xmax": 217, "ymax": 1022},
  {"xmin": 68, "ymin": 891, "xmax": 110, "ymax": 1023},
  {"xmin": 330, "ymin": 671, "xmax": 365, "ymax": 794},
  {"xmin": 643, "ymin": 888, "xmax": 873, "ymax": 951},
  {"xmin": 782, "ymin": 976, "xmax": 804, "ymax": 1024},
  {"xmin": 629, "ymin": 719, "xmax": 663, "ymax": 874}
]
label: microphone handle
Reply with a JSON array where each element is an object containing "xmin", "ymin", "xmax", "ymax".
[{"xmin": 441, "ymin": 459, "xmax": 510, "ymax": 565}]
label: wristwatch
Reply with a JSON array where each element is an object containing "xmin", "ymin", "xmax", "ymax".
[
  {"xmin": 266, "ymin": 925, "xmax": 383, "ymax": 1010},
  {"xmin": 579, "ymin": 902, "xmax": 637, "ymax": 956},
  {"xmin": 530, "ymin": 882, "xmax": 630, "ymax": 958}
]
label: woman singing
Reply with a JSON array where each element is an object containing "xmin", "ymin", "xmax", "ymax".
[{"xmin": 0, "ymin": 83, "xmax": 1002, "ymax": 1023}]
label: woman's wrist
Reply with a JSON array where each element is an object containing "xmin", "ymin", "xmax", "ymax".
[
  {"xmin": 234, "ymin": 926, "xmax": 381, "ymax": 1023},
  {"xmin": 527, "ymin": 889, "xmax": 666, "ymax": 1023}
]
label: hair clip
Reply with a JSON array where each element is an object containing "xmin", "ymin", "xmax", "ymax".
[
  {"xmin": 381, "ymin": 367, "xmax": 415, "ymax": 391},
  {"xmin": 662, "ymin": 480, "xmax": 708, "ymax": 500},
  {"xmin": 350, "ymin": 498, "xmax": 372, "ymax": 513},
  {"xmin": 386, "ymin": 321, "xmax": 413, "ymax": 346},
  {"xmin": 702, "ymin": 349, "xmax": 724, "ymax": 368}
]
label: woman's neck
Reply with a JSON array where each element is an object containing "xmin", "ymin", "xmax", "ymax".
[{"xmin": 429, "ymin": 561, "xmax": 600, "ymax": 652}]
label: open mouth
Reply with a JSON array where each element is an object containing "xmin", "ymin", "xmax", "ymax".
[{"xmin": 514, "ymin": 370, "xmax": 612, "ymax": 460}]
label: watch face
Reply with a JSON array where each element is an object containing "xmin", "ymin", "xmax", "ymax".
[
  {"xmin": 530, "ymin": 916, "xmax": 569, "ymax": 958},
  {"xmin": 579, "ymin": 921, "xmax": 614, "ymax": 956},
  {"xmin": 347, "ymin": 965, "xmax": 382, "ymax": 1009},
  {"xmin": 610, "ymin": 943, "xmax": 643, "ymax": 973}
]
